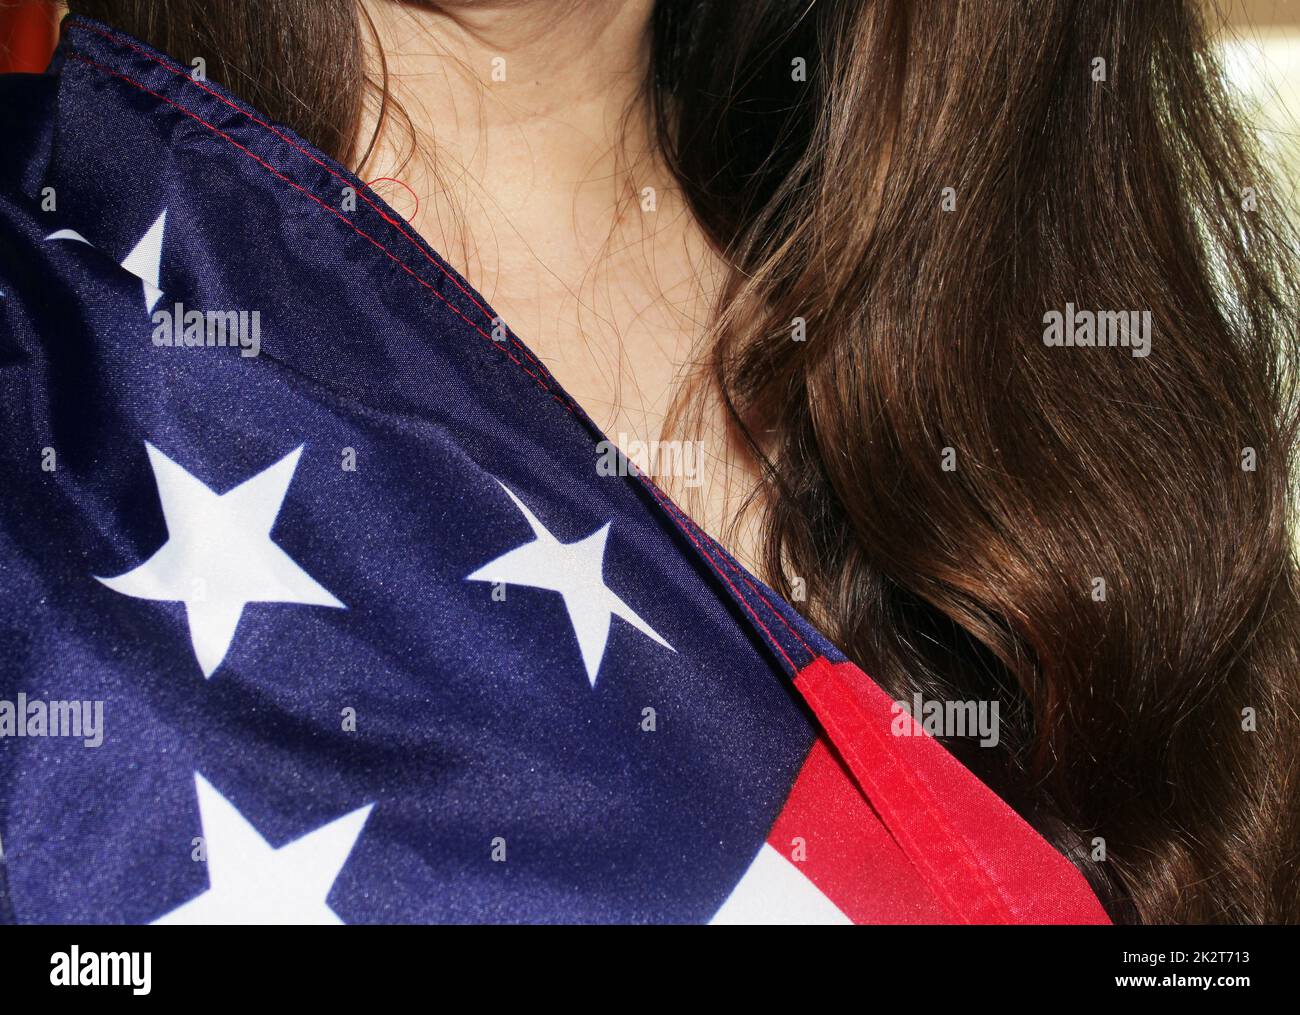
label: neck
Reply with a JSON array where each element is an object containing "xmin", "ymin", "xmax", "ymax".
[
  {"xmin": 371, "ymin": 0, "xmax": 655, "ymax": 121},
  {"xmin": 358, "ymin": 0, "xmax": 662, "ymax": 272}
]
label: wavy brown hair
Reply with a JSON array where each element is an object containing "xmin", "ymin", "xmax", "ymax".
[{"xmin": 65, "ymin": 0, "xmax": 1300, "ymax": 923}]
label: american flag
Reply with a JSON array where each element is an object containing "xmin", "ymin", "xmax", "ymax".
[{"xmin": 0, "ymin": 15, "xmax": 1108, "ymax": 925}]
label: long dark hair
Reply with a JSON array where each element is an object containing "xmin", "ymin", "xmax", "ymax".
[{"xmin": 65, "ymin": 0, "xmax": 1300, "ymax": 923}]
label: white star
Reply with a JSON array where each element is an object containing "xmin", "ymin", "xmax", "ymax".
[
  {"xmin": 46, "ymin": 208, "xmax": 167, "ymax": 311},
  {"xmin": 153, "ymin": 773, "xmax": 372, "ymax": 925},
  {"xmin": 467, "ymin": 482, "xmax": 673, "ymax": 687},
  {"xmin": 96, "ymin": 443, "xmax": 344, "ymax": 678}
]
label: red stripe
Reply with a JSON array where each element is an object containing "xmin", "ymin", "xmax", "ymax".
[
  {"xmin": 791, "ymin": 657, "xmax": 1110, "ymax": 924},
  {"xmin": 768, "ymin": 738, "xmax": 952, "ymax": 923}
]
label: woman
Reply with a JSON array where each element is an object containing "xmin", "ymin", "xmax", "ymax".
[{"xmin": 0, "ymin": 0, "xmax": 1294, "ymax": 924}]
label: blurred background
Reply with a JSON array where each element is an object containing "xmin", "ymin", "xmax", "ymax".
[
  {"xmin": 2, "ymin": 0, "xmax": 1300, "ymax": 190},
  {"xmin": 1219, "ymin": 1, "xmax": 1300, "ymax": 200},
  {"xmin": 0, "ymin": 1, "xmax": 53, "ymax": 74}
]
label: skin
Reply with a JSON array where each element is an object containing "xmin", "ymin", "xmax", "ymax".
[{"xmin": 358, "ymin": 0, "xmax": 767, "ymax": 572}]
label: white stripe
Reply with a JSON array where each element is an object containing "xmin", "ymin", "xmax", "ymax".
[{"xmin": 709, "ymin": 843, "xmax": 852, "ymax": 925}]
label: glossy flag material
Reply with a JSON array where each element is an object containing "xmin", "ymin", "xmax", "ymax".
[{"xmin": 0, "ymin": 15, "xmax": 1110, "ymax": 925}]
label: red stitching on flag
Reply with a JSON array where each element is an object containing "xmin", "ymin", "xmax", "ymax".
[
  {"xmin": 642, "ymin": 483, "xmax": 797, "ymax": 672},
  {"xmin": 64, "ymin": 50, "xmax": 570, "ymax": 412},
  {"xmin": 645, "ymin": 483, "xmax": 814, "ymax": 662},
  {"xmin": 68, "ymin": 22, "xmax": 555, "ymax": 384}
]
